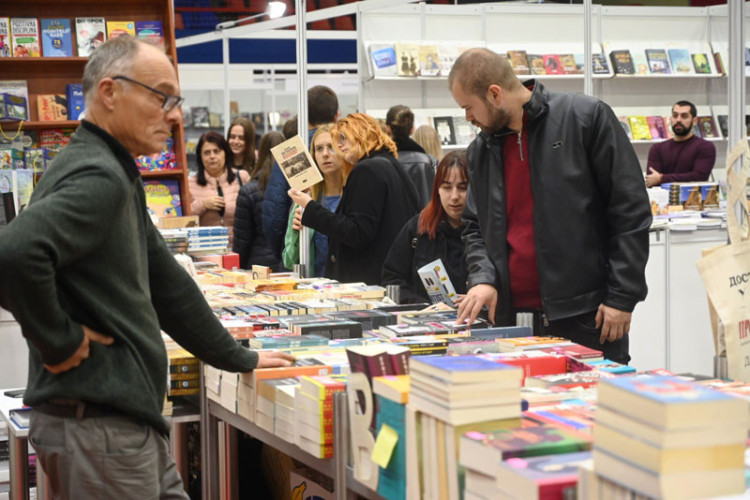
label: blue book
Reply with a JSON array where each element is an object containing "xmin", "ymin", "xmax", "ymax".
[
  {"xmin": 598, "ymin": 375, "xmax": 747, "ymax": 429},
  {"xmin": 667, "ymin": 48, "xmax": 693, "ymax": 74},
  {"xmin": 41, "ymin": 19, "xmax": 73, "ymax": 57},
  {"xmin": 410, "ymin": 354, "xmax": 523, "ymax": 384},
  {"xmin": 65, "ymin": 83, "xmax": 84, "ymax": 120},
  {"xmin": 135, "ymin": 21, "xmax": 164, "ymax": 48},
  {"xmin": 586, "ymin": 359, "xmax": 636, "ymax": 375}
]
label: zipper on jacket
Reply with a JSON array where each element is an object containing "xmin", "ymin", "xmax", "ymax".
[{"xmin": 517, "ymin": 131, "xmax": 524, "ymax": 162}]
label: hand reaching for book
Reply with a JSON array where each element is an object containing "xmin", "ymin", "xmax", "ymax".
[
  {"xmin": 456, "ymin": 284, "xmax": 497, "ymax": 325},
  {"xmin": 255, "ymin": 350, "xmax": 296, "ymax": 369},
  {"xmin": 44, "ymin": 325, "xmax": 114, "ymax": 375}
]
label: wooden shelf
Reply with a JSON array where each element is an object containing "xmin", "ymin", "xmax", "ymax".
[
  {"xmin": 140, "ymin": 169, "xmax": 185, "ymax": 178},
  {"xmin": 1, "ymin": 57, "xmax": 88, "ymax": 65},
  {"xmin": 0, "ymin": 120, "xmax": 80, "ymax": 130}
]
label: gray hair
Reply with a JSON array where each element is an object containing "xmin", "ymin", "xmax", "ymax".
[{"xmin": 82, "ymin": 35, "xmax": 142, "ymax": 107}]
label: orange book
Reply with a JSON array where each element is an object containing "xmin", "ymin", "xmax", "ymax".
[{"xmin": 36, "ymin": 94, "xmax": 67, "ymax": 121}]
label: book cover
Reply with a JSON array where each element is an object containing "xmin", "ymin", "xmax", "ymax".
[
  {"xmin": 617, "ymin": 116, "xmax": 633, "ymax": 140},
  {"xmin": 628, "ymin": 116, "xmax": 652, "ymax": 140},
  {"xmin": 12, "ymin": 169, "xmax": 34, "ymax": 212},
  {"xmin": 573, "ymin": 54, "xmax": 586, "ymax": 74},
  {"xmin": 368, "ymin": 43, "xmax": 397, "ymax": 77},
  {"xmin": 585, "ymin": 359, "xmax": 636, "ymax": 375},
  {"xmin": 0, "ymin": 18, "xmax": 10, "ymax": 57},
  {"xmin": 717, "ymin": 115, "xmax": 728, "ymax": 138},
  {"xmin": 143, "ymin": 179, "xmax": 182, "ymax": 220},
  {"xmin": 417, "ymin": 258, "xmax": 458, "ymax": 306},
  {"xmin": 418, "ymin": 44, "xmax": 441, "ymax": 77},
  {"xmin": 37, "ymin": 95, "xmax": 68, "ymax": 121},
  {"xmin": 271, "ymin": 135, "xmax": 324, "ymax": 192},
  {"xmin": 667, "ymin": 48, "xmax": 693, "ymax": 74},
  {"xmin": 40, "ymin": 19, "xmax": 73, "ymax": 57},
  {"xmin": 610, "ymin": 49, "xmax": 635, "ymax": 75},
  {"xmin": 0, "ymin": 93, "xmax": 27, "ymax": 121},
  {"xmin": 507, "ymin": 50, "xmax": 530, "ymax": 75},
  {"xmin": 191, "ymin": 106, "xmax": 209, "ymax": 128},
  {"xmin": 558, "ymin": 54, "xmax": 579, "ymax": 75},
  {"xmin": 437, "ymin": 43, "xmax": 459, "ymax": 76},
  {"xmin": 65, "ymin": 83, "xmax": 84, "ymax": 120},
  {"xmin": 697, "ymin": 116, "xmax": 719, "ymax": 139},
  {"xmin": 432, "ymin": 116, "xmax": 456, "ymax": 146},
  {"xmin": 645, "ymin": 48, "xmax": 671, "ymax": 74},
  {"xmin": 394, "ymin": 43, "xmax": 420, "ymax": 77},
  {"xmin": 714, "ymin": 52, "xmax": 725, "ymax": 74},
  {"xmin": 300, "ymin": 375, "xmax": 346, "ymax": 400},
  {"xmin": 591, "ymin": 53, "xmax": 610, "ymax": 74},
  {"xmin": 525, "ymin": 54, "xmax": 544, "ymax": 75},
  {"xmin": 452, "ymin": 116, "xmax": 478, "ymax": 145},
  {"xmin": 542, "ymin": 54, "xmax": 564, "ymax": 75},
  {"xmin": 498, "ymin": 451, "xmax": 591, "ymax": 498},
  {"xmin": 631, "ymin": 50, "xmax": 650, "ymax": 75},
  {"xmin": 691, "ymin": 53, "xmax": 711, "ymax": 74},
  {"xmin": 75, "ymin": 17, "xmax": 105, "ymax": 57},
  {"xmin": 135, "ymin": 21, "xmax": 164, "ymax": 49},
  {"xmin": 647, "ymin": 116, "xmax": 668, "ymax": 140},
  {"xmin": 24, "ymin": 148, "xmax": 49, "ymax": 173},
  {"xmin": 373, "ymin": 375, "xmax": 409, "ymax": 404},
  {"xmin": 107, "ymin": 21, "xmax": 135, "ymax": 40},
  {"xmin": 0, "ymin": 80, "xmax": 29, "ymax": 121},
  {"xmin": 10, "ymin": 18, "xmax": 40, "ymax": 57},
  {"xmin": 410, "ymin": 354, "xmax": 522, "ymax": 384}
]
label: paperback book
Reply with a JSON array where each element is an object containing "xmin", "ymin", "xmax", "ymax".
[
  {"xmin": 609, "ymin": 49, "xmax": 635, "ymax": 75},
  {"xmin": 368, "ymin": 43, "xmax": 397, "ymax": 77},
  {"xmin": 40, "ymin": 19, "xmax": 73, "ymax": 57},
  {"xmin": 75, "ymin": 17, "xmax": 106, "ymax": 57},
  {"xmin": 10, "ymin": 18, "xmax": 40, "ymax": 57},
  {"xmin": 668, "ymin": 48, "xmax": 693, "ymax": 74},
  {"xmin": 143, "ymin": 179, "xmax": 182, "ymax": 222},
  {"xmin": 135, "ymin": 21, "xmax": 164, "ymax": 49},
  {"xmin": 107, "ymin": 21, "xmax": 135, "ymax": 40},
  {"xmin": 0, "ymin": 18, "xmax": 10, "ymax": 58},
  {"xmin": 645, "ymin": 48, "xmax": 671, "ymax": 74},
  {"xmin": 270, "ymin": 135, "xmax": 324, "ymax": 192}
]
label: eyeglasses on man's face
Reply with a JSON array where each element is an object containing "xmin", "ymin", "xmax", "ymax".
[{"xmin": 112, "ymin": 75, "xmax": 185, "ymax": 112}]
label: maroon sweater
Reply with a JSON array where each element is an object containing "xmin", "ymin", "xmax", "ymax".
[
  {"xmin": 647, "ymin": 135, "xmax": 716, "ymax": 183},
  {"xmin": 503, "ymin": 114, "xmax": 542, "ymax": 309}
]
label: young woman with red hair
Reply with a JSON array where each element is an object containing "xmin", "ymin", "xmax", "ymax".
[{"xmin": 382, "ymin": 150, "xmax": 469, "ymax": 304}]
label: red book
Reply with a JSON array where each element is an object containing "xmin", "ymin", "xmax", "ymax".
[
  {"xmin": 480, "ymin": 352, "xmax": 567, "ymax": 385},
  {"xmin": 539, "ymin": 344, "xmax": 603, "ymax": 361},
  {"xmin": 542, "ymin": 54, "xmax": 565, "ymax": 75}
]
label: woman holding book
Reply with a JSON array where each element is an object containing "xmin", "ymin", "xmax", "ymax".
[
  {"xmin": 189, "ymin": 131, "xmax": 250, "ymax": 246},
  {"xmin": 382, "ymin": 150, "xmax": 469, "ymax": 304},
  {"xmin": 282, "ymin": 124, "xmax": 344, "ymax": 276},
  {"xmin": 287, "ymin": 113, "xmax": 420, "ymax": 284},
  {"xmin": 227, "ymin": 117, "xmax": 257, "ymax": 175},
  {"xmin": 232, "ymin": 131, "xmax": 285, "ymax": 270}
]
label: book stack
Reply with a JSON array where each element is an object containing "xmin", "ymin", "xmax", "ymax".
[
  {"xmin": 459, "ymin": 424, "xmax": 592, "ymax": 499},
  {"xmin": 166, "ymin": 346, "xmax": 200, "ymax": 397},
  {"xmin": 594, "ymin": 375, "xmax": 748, "ymax": 499},
  {"xmin": 495, "ymin": 336, "xmax": 573, "ymax": 352},
  {"xmin": 294, "ymin": 375, "xmax": 346, "ymax": 458},
  {"xmin": 256, "ymin": 377, "xmax": 299, "ymax": 435}
]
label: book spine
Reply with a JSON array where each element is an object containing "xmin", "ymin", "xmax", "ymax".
[{"xmin": 389, "ymin": 350, "xmax": 411, "ymax": 375}]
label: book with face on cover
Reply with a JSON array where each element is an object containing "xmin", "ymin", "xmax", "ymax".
[{"xmin": 270, "ymin": 135, "xmax": 323, "ymax": 192}]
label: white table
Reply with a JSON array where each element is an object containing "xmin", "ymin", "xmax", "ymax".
[{"xmin": 0, "ymin": 390, "xmax": 44, "ymax": 500}]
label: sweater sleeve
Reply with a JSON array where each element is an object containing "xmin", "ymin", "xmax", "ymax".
[
  {"xmin": 0, "ymin": 167, "xmax": 124, "ymax": 365},
  {"xmin": 661, "ymin": 140, "xmax": 716, "ymax": 183},
  {"xmin": 301, "ymin": 161, "xmax": 387, "ymax": 248},
  {"xmin": 145, "ymin": 220, "xmax": 258, "ymax": 372},
  {"xmin": 646, "ymin": 142, "xmax": 663, "ymax": 173}
]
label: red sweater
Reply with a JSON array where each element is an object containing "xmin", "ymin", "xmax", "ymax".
[{"xmin": 503, "ymin": 114, "xmax": 542, "ymax": 309}]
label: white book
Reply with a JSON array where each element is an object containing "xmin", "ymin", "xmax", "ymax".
[
  {"xmin": 368, "ymin": 43, "xmax": 398, "ymax": 77},
  {"xmin": 75, "ymin": 17, "xmax": 106, "ymax": 57},
  {"xmin": 417, "ymin": 258, "xmax": 458, "ymax": 306}
]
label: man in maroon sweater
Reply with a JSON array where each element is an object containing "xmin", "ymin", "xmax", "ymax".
[{"xmin": 646, "ymin": 100, "xmax": 716, "ymax": 187}]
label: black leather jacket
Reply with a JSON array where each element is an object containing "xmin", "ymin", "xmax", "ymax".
[
  {"xmin": 464, "ymin": 80, "xmax": 651, "ymax": 325},
  {"xmin": 394, "ymin": 136, "xmax": 436, "ymax": 208}
]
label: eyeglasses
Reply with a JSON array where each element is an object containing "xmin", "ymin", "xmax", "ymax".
[{"xmin": 112, "ymin": 75, "xmax": 185, "ymax": 112}]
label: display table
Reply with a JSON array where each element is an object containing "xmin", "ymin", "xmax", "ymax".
[{"xmin": 0, "ymin": 390, "xmax": 45, "ymax": 500}]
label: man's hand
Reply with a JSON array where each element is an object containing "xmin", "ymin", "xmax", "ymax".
[
  {"xmin": 456, "ymin": 284, "xmax": 497, "ymax": 325},
  {"xmin": 595, "ymin": 304, "xmax": 632, "ymax": 344},
  {"xmin": 256, "ymin": 350, "xmax": 296, "ymax": 369},
  {"xmin": 645, "ymin": 167, "xmax": 663, "ymax": 188},
  {"xmin": 288, "ymin": 188, "xmax": 312, "ymax": 209},
  {"xmin": 44, "ymin": 325, "xmax": 114, "ymax": 375}
]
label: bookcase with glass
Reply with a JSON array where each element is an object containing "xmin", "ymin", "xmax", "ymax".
[{"xmin": 0, "ymin": 0, "xmax": 189, "ymax": 224}]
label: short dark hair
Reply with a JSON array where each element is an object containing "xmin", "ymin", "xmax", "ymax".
[
  {"xmin": 386, "ymin": 105, "xmax": 414, "ymax": 141},
  {"xmin": 448, "ymin": 48, "xmax": 522, "ymax": 98},
  {"xmin": 308, "ymin": 85, "xmax": 338, "ymax": 125},
  {"xmin": 673, "ymin": 100, "xmax": 697, "ymax": 119},
  {"xmin": 195, "ymin": 131, "xmax": 236, "ymax": 186},
  {"xmin": 282, "ymin": 116, "xmax": 298, "ymax": 140}
]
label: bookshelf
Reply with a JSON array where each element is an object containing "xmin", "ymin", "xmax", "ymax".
[{"xmin": 0, "ymin": 0, "xmax": 191, "ymax": 214}]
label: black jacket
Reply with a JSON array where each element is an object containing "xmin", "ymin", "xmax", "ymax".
[
  {"xmin": 233, "ymin": 180, "xmax": 280, "ymax": 270},
  {"xmin": 394, "ymin": 136, "xmax": 436, "ymax": 208},
  {"xmin": 302, "ymin": 150, "xmax": 420, "ymax": 284},
  {"xmin": 382, "ymin": 214, "xmax": 468, "ymax": 304},
  {"xmin": 464, "ymin": 80, "xmax": 651, "ymax": 325}
]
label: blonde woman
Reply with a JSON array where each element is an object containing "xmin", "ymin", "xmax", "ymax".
[
  {"xmin": 288, "ymin": 114, "xmax": 420, "ymax": 284},
  {"xmin": 413, "ymin": 124, "xmax": 444, "ymax": 161}
]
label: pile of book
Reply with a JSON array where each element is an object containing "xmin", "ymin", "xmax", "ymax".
[
  {"xmin": 294, "ymin": 375, "xmax": 346, "ymax": 458},
  {"xmin": 593, "ymin": 374, "xmax": 747, "ymax": 499},
  {"xmin": 166, "ymin": 345, "xmax": 200, "ymax": 397}
]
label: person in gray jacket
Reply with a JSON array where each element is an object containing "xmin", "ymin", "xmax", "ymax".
[
  {"xmin": 450, "ymin": 48, "xmax": 651, "ymax": 364},
  {"xmin": 386, "ymin": 104, "xmax": 436, "ymax": 207}
]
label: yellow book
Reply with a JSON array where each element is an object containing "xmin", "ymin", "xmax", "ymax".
[
  {"xmin": 373, "ymin": 375, "xmax": 410, "ymax": 404},
  {"xmin": 628, "ymin": 115, "xmax": 653, "ymax": 140},
  {"xmin": 106, "ymin": 21, "xmax": 135, "ymax": 40}
]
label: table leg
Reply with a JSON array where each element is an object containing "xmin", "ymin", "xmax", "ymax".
[{"xmin": 9, "ymin": 433, "xmax": 29, "ymax": 500}]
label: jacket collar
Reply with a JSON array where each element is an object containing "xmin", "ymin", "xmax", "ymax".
[
  {"xmin": 81, "ymin": 120, "xmax": 140, "ymax": 181},
  {"xmin": 479, "ymin": 79, "xmax": 549, "ymax": 145},
  {"xmin": 394, "ymin": 136, "xmax": 426, "ymax": 154}
]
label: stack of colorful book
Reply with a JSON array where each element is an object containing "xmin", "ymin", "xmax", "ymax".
[
  {"xmin": 372, "ymin": 375, "xmax": 410, "ymax": 500},
  {"xmin": 594, "ymin": 375, "xmax": 747, "ymax": 499},
  {"xmin": 294, "ymin": 375, "xmax": 347, "ymax": 458}
]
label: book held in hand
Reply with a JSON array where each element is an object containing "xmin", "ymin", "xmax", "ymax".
[
  {"xmin": 417, "ymin": 258, "xmax": 458, "ymax": 306},
  {"xmin": 270, "ymin": 135, "xmax": 324, "ymax": 192}
]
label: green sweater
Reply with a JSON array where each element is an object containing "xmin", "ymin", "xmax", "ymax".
[{"xmin": 0, "ymin": 121, "xmax": 258, "ymax": 434}]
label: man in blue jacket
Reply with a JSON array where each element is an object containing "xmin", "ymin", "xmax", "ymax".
[
  {"xmin": 450, "ymin": 48, "xmax": 651, "ymax": 364},
  {"xmin": 0, "ymin": 36, "xmax": 293, "ymax": 498},
  {"xmin": 262, "ymin": 85, "xmax": 339, "ymax": 263}
]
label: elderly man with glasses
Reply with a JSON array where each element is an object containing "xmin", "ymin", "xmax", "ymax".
[{"xmin": 0, "ymin": 36, "xmax": 293, "ymax": 499}]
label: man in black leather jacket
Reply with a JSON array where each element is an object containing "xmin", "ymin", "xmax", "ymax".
[{"xmin": 449, "ymin": 48, "xmax": 651, "ymax": 364}]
